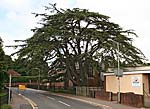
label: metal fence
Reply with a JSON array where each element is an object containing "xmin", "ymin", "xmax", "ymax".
[
  {"xmin": 0, "ymin": 88, "xmax": 9, "ymax": 106},
  {"xmin": 76, "ymin": 86, "xmax": 102, "ymax": 97},
  {"xmin": 27, "ymin": 84, "xmax": 76, "ymax": 94}
]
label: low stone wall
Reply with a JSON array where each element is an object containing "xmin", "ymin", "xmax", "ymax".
[{"xmin": 120, "ymin": 92, "xmax": 144, "ymax": 108}]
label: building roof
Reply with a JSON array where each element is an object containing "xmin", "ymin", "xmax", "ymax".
[
  {"xmin": 104, "ymin": 70, "xmax": 150, "ymax": 76},
  {"xmin": 104, "ymin": 66, "xmax": 150, "ymax": 76},
  {"xmin": 7, "ymin": 70, "xmax": 21, "ymax": 76}
]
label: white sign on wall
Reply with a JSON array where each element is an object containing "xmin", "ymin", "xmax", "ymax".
[{"xmin": 131, "ymin": 76, "xmax": 141, "ymax": 87}]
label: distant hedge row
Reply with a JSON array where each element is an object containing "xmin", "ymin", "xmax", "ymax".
[{"xmin": 12, "ymin": 76, "xmax": 46, "ymax": 83}]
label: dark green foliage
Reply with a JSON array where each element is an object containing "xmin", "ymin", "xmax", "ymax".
[
  {"xmin": 12, "ymin": 54, "xmax": 49, "ymax": 77},
  {"xmin": 14, "ymin": 4, "xmax": 145, "ymax": 86}
]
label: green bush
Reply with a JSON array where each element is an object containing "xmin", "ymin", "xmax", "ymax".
[{"xmin": 0, "ymin": 104, "xmax": 11, "ymax": 109}]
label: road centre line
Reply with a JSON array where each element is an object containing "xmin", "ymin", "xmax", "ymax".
[
  {"xmin": 58, "ymin": 100, "xmax": 71, "ymax": 107},
  {"xmin": 47, "ymin": 96, "xmax": 55, "ymax": 100},
  {"xmin": 47, "ymin": 96, "xmax": 70, "ymax": 107}
]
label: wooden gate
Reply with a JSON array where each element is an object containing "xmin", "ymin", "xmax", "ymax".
[
  {"xmin": 143, "ymin": 84, "xmax": 150, "ymax": 108},
  {"xmin": 143, "ymin": 88, "xmax": 150, "ymax": 108}
]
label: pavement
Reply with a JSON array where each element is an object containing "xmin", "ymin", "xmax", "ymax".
[
  {"xmin": 10, "ymin": 89, "xmax": 149, "ymax": 109},
  {"xmin": 10, "ymin": 92, "xmax": 32, "ymax": 109}
]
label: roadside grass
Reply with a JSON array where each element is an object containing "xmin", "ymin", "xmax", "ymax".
[{"xmin": 0, "ymin": 104, "xmax": 12, "ymax": 109}]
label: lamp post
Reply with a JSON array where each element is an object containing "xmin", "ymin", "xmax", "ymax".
[
  {"xmin": 38, "ymin": 69, "xmax": 40, "ymax": 90},
  {"xmin": 7, "ymin": 70, "xmax": 20, "ymax": 104}
]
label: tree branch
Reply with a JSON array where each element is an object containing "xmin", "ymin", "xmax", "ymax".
[{"xmin": 68, "ymin": 41, "xmax": 77, "ymax": 55}]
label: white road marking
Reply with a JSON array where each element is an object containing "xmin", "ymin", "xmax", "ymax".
[
  {"xmin": 58, "ymin": 100, "xmax": 71, "ymax": 107},
  {"xmin": 19, "ymin": 94, "xmax": 38, "ymax": 109},
  {"xmin": 51, "ymin": 93, "xmax": 112, "ymax": 109},
  {"xmin": 47, "ymin": 96, "xmax": 55, "ymax": 100}
]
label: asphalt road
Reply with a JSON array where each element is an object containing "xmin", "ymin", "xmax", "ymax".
[{"xmin": 12, "ymin": 88, "xmax": 103, "ymax": 109}]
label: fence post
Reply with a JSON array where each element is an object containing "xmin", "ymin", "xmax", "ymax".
[
  {"xmin": 143, "ymin": 83, "xmax": 145, "ymax": 107},
  {"xmin": 109, "ymin": 92, "xmax": 112, "ymax": 101},
  {"xmin": 75, "ymin": 87, "xmax": 77, "ymax": 95}
]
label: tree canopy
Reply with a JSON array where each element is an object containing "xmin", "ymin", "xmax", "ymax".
[{"xmin": 15, "ymin": 4, "xmax": 145, "ymax": 86}]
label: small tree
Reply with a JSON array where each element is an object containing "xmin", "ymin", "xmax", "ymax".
[
  {"xmin": 0, "ymin": 37, "xmax": 14, "ymax": 91},
  {"xmin": 0, "ymin": 37, "xmax": 7, "ymax": 91}
]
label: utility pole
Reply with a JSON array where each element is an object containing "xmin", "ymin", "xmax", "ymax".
[
  {"xmin": 117, "ymin": 42, "xmax": 121, "ymax": 103},
  {"xmin": 113, "ymin": 40, "xmax": 122, "ymax": 103}
]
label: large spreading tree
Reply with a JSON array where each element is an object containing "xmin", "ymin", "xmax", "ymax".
[{"xmin": 15, "ymin": 4, "xmax": 145, "ymax": 86}]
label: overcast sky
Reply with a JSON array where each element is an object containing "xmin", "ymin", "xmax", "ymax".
[{"xmin": 0, "ymin": 0, "xmax": 150, "ymax": 61}]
